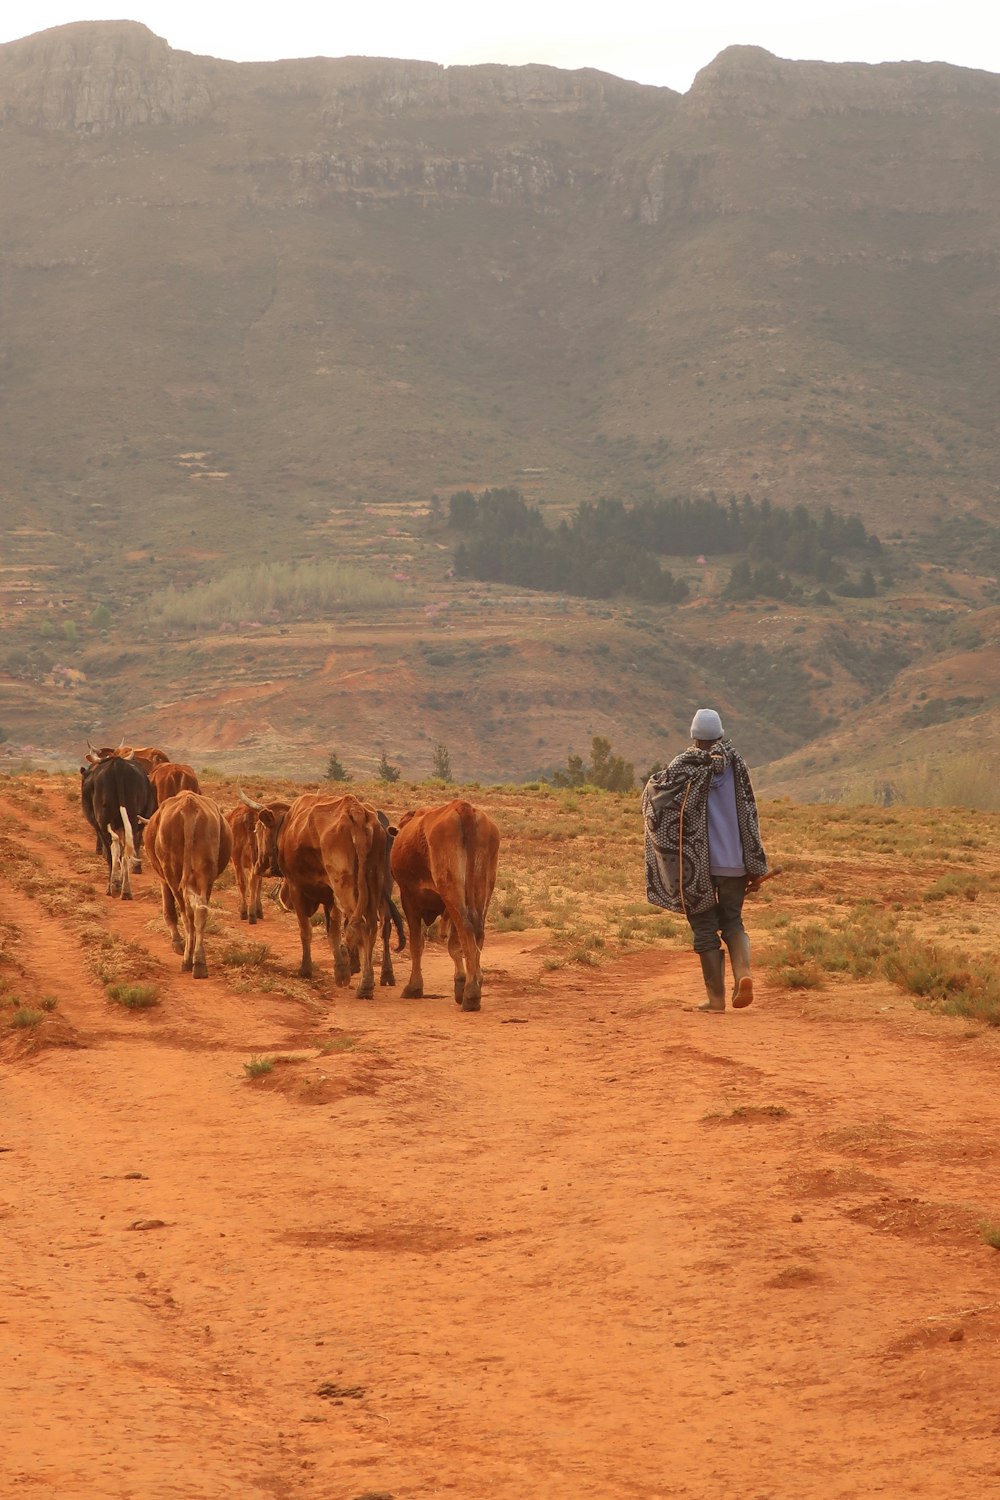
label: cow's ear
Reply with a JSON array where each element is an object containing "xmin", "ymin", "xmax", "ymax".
[
  {"xmin": 386, "ymin": 825, "xmax": 399, "ymax": 838},
  {"xmin": 258, "ymin": 809, "xmax": 276, "ymax": 829}
]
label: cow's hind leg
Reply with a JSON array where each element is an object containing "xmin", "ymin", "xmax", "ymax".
[
  {"xmin": 325, "ymin": 905, "xmax": 352, "ymax": 988},
  {"xmin": 353, "ymin": 918, "xmax": 377, "ymax": 1000},
  {"xmin": 189, "ymin": 893, "xmax": 210, "ymax": 979},
  {"xmin": 446, "ymin": 918, "xmax": 467, "ymax": 1006},
  {"xmin": 293, "ymin": 898, "xmax": 316, "ymax": 978},
  {"xmin": 400, "ymin": 896, "xmax": 425, "ymax": 998},
  {"xmin": 452, "ymin": 912, "xmax": 484, "ymax": 1012},
  {"xmin": 160, "ymin": 883, "xmax": 184, "ymax": 956}
]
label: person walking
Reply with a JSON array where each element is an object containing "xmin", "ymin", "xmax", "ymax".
[{"xmin": 642, "ymin": 708, "xmax": 769, "ymax": 1012}]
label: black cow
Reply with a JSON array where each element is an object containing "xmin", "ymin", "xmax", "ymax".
[{"xmin": 80, "ymin": 756, "xmax": 157, "ymax": 899}]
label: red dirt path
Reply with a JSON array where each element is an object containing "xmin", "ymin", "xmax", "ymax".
[{"xmin": 2, "ymin": 780, "xmax": 999, "ymax": 1499}]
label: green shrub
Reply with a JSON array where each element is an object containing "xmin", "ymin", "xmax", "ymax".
[
  {"xmin": 106, "ymin": 983, "xmax": 159, "ymax": 1009},
  {"xmin": 11, "ymin": 1007, "xmax": 45, "ymax": 1028},
  {"xmin": 243, "ymin": 1055, "xmax": 275, "ymax": 1078}
]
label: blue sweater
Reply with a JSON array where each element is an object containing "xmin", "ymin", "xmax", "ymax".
[{"xmin": 707, "ymin": 761, "xmax": 746, "ymax": 876}]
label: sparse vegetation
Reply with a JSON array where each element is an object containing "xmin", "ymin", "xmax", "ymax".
[
  {"xmin": 105, "ymin": 982, "xmax": 159, "ymax": 1009},
  {"xmin": 243, "ymin": 1055, "xmax": 275, "ymax": 1079},
  {"xmin": 143, "ymin": 561, "xmax": 406, "ymax": 630},
  {"xmin": 10, "ymin": 1006, "xmax": 45, "ymax": 1028}
]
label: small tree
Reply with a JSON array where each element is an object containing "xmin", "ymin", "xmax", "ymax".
[
  {"xmin": 431, "ymin": 742, "xmax": 453, "ymax": 782},
  {"xmin": 376, "ymin": 750, "xmax": 401, "ymax": 783},
  {"xmin": 588, "ymin": 735, "xmax": 635, "ymax": 793},
  {"xmin": 90, "ymin": 603, "xmax": 112, "ymax": 630},
  {"xmin": 62, "ymin": 620, "xmax": 78, "ymax": 643},
  {"xmin": 552, "ymin": 737, "xmax": 634, "ymax": 792},
  {"xmin": 551, "ymin": 752, "xmax": 587, "ymax": 789},
  {"xmin": 325, "ymin": 751, "xmax": 349, "ymax": 782}
]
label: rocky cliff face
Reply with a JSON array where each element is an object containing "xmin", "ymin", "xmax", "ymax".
[
  {"xmin": 0, "ymin": 20, "xmax": 665, "ymax": 135},
  {"xmin": 0, "ymin": 21, "xmax": 215, "ymax": 131}
]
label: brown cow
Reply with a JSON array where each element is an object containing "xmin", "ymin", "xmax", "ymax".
[
  {"xmin": 390, "ymin": 798, "xmax": 500, "ymax": 1012},
  {"xmin": 257, "ymin": 793, "xmax": 387, "ymax": 998},
  {"xmin": 148, "ymin": 762, "xmax": 201, "ymax": 806},
  {"xmin": 226, "ymin": 797, "xmax": 290, "ymax": 924},
  {"xmin": 86, "ymin": 741, "xmax": 171, "ymax": 774},
  {"xmin": 144, "ymin": 791, "xmax": 233, "ymax": 978}
]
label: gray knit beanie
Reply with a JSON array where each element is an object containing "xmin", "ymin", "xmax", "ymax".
[{"xmin": 690, "ymin": 708, "xmax": 724, "ymax": 741}]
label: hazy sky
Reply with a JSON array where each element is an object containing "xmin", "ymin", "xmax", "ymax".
[{"xmin": 4, "ymin": 2, "xmax": 998, "ymax": 93}]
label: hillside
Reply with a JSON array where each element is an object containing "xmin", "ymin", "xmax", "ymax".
[{"xmin": 0, "ymin": 22, "xmax": 998, "ymax": 788}]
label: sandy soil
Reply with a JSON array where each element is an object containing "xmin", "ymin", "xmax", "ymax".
[{"xmin": 2, "ymin": 780, "xmax": 999, "ymax": 1499}]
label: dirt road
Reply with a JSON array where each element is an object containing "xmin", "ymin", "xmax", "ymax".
[{"xmin": 2, "ymin": 779, "xmax": 999, "ymax": 1499}]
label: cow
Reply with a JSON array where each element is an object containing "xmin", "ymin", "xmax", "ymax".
[
  {"xmin": 242, "ymin": 798, "xmax": 401, "ymax": 984},
  {"xmin": 226, "ymin": 795, "xmax": 291, "ymax": 925},
  {"xmin": 148, "ymin": 762, "xmax": 201, "ymax": 806},
  {"xmin": 85, "ymin": 740, "xmax": 171, "ymax": 774},
  {"xmin": 80, "ymin": 755, "xmax": 157, "ymax": 899},
  {"xmin": 256, "ymin": 793, "xmax": 387, "ymax": 999},
  {"xmin": 144, "ymin": 791, "xmax": 233, "ymax": 978},
  {"xmin": 390, "ymin": 798, "xmax": 500, "ymax": 1012}
]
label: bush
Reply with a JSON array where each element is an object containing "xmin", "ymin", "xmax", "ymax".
[
  {"xmin": 376, "ymin": 751, "xmax": 401, "ymax": 783},
  {"xmin": 552, "ymin": 736, "xmax": 634, "ymax": 792},
  {"xmin": 325, "ymin": 751, "xmax": 349, "ymax": 782}
]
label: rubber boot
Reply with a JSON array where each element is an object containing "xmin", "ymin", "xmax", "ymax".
[
  {"xmin": 727, "ymin": 930, "xmax": 754, "ymax": 1009},
  {"xmin": 697, "ymin": 949, "xmax": 727, "ymax": 1012}
]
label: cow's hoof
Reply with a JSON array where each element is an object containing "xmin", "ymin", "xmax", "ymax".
[
  {"xmin": 121, "ymin": 890, "xmax": 133, "ymax": 901},
  {"xmin": 254, "ymin": 907, "xmax": 264, "ymax": 921},
  {"xmin": 461, "ymin": 990, "xmax": 482, "ymax": 1012},
  {"xmin": 172, "ymin": 937, "xmax": 185, "ymax": 955},
  {"xmin": 355, "ymin": 982, "xmax": 374, "ymax": 1000},
  {"xmin": 181, "ymin": 959, "xmax": 193, "ymax": 972},
  {"xmin": 380, "ymin": 973, "xmax": 395, "ymax": 988},
  {"xmin": 239, "ymin": 910, "xmax": 248, "ymax": 921},
  {"xmin": 298, "ymin": 965, "xmax": 313, "ymax": 980},
  {"xmin": 248, "ymin": 914, "xmax": 256, "ymax": 926},
  {"xmin": 402, "ymin": 984, "xmax": 423, "ymax": 999},
  {"xmin": 192, "ymin": 965, "xmax": 209, "ymax": 980}
]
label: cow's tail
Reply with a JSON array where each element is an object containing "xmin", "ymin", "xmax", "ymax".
[
  {"xmin": 344, "ymin": 806, "xmax": 376, "ymax": 951},
  {"xmin": 459, "ymin": 801, "xmax": 487, "ymax": 946},
  {"xmin": 118, "ymin": 804, "xmax": 137, "ymax": 867},
  {"xmin": 384, "ymin": 894, "xmax": 405, "ymax": 953}
]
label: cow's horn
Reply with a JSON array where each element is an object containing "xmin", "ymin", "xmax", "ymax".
[{"xmin": 238, "ymin": 785, "xmax": 266, "ymax": 811}]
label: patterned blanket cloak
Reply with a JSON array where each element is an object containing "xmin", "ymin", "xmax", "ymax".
[{"xmin": 642, "ymin": 739, "xmax": 768, "ymax": 916}]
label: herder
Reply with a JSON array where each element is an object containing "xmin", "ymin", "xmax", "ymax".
[{"xmin": 642, "ymin": 708, "xmax": 769, "ymax": 1012}]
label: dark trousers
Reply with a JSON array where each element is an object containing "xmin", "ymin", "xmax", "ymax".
[{"xmin": 687, "ymin": 876, "xmax": 747, "ymax": 954}]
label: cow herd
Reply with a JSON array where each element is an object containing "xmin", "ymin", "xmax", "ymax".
[{"xmin": 78, "ymin": 744, "xmax": 501, "ymax": 1011}]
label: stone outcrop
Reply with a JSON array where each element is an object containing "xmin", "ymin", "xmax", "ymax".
[{"xmin": 0, "ymin": 21, "xmax": 214, "ymax": 131}]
